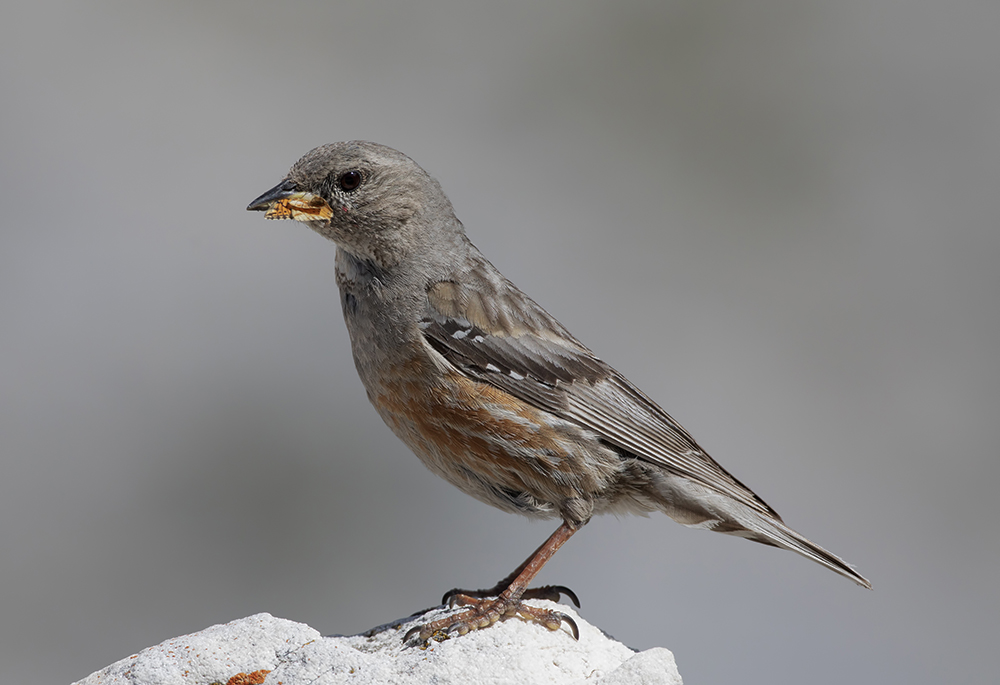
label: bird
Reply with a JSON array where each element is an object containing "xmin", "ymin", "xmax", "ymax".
[{"xmin": 247, "ymin": 141, "xmax": 871, "ymax": 642}]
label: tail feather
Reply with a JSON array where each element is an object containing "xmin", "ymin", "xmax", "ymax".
[
  {"xmin": 654, "ymin": 473, "xmax": 871, "ymax": 588},
  {"xmin": 739, "ymin": 513, "xmax": 872, "ymax": 589}
]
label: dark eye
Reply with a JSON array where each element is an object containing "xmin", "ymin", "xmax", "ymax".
[{"xmin": 339, "ymin": 170, "xmax": 362, "ymax": 191}]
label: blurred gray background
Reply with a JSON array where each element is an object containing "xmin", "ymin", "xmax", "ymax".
[{"xmin": 2, "ymin": 1, "xmax": 997, "ymax": 683}]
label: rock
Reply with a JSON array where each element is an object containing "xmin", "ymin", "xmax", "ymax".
[{"xmin": 74, "ymin": 603, "xmax": 682, "ymax": 684}]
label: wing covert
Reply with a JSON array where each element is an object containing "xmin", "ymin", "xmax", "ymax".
[{"xmin": 420, "ymin": 276, "xmax": 777, "ymax": 517}]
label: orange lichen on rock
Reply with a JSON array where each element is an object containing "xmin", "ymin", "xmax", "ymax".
[{"xmin": 225, "ymin": 670, "xmax": 271, "ymax": 685}]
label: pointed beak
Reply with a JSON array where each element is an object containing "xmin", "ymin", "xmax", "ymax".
[
  {"xmin": 247, "ymin": 179, "xmax": 298, "ymax": 212},
  {"xmin": 246, "ymin": 179, "xmax": 333, "ymax": 222}
]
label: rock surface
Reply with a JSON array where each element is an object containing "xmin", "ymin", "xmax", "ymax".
[{"xmin": 74, "ymin": 603, "xmax": 682, "ymax": 685}]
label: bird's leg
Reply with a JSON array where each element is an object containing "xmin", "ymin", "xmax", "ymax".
[
  {"xmin": 440, "ymin": 526, "xmax": 581, "ymax": 608},
  {"xmin": 404, "ymin": 522, "xmax": 580, "ymax": 643}
]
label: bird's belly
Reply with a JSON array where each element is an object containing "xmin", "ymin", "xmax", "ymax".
[{"xmin": 365, "ymin": 360, "xmax": 622, "ymax": 520}]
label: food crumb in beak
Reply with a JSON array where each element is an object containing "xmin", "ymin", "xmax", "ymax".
[
  {"xmin": 264, "ymin": 196, "xmax": 333, "ymax": 222},
  {"xmin": 264, "ymin": 200, "xmax": 294, "ymax": 220}
]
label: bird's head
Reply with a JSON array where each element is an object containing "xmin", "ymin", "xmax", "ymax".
[{"xmin": 247, "ymin": 141, "xmax": 458, "ymax": 269}]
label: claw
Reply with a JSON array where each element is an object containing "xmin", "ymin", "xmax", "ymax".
[
  {"xmin": 441, "ymin": 588, "xmax": 461, "ymax": 605},
  {"xmin": 512, "ymin": 604, "xmax": 580, "ymax": 640},
  {"xmin": 531, "ymin": 584, "xmax": 581, "ymax": 608},
  {"xmin": 560, "ymin": 612, "xmax": 580, "ymax": 640},
  {"xmin": 402, "ymin": 624, "xmax": 451, "ymax": 645}
]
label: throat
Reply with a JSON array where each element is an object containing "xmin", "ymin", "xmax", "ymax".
[{"xmin": 336, "ymin": 249, "xmax": 382, "ymax": 284}]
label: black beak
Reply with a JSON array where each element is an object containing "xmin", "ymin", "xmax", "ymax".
[{"xmin": 247, "ymin": 179, "xmax": 298, "ymax": 212}]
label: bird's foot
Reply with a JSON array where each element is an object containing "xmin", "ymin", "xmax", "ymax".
[
  {"xmin": 403, "ymin": 593, "xmax": 579, "ymax": 644},
  {"xmin": 442, "ymin": 583, "xmax": 580, "ymax": 608},
  {"xmin": 404, "ymin": 523, "xmax": 582, "ymax": 644}
]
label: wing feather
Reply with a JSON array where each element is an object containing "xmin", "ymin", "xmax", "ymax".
[{"xmin": 420, "ymin": 277, "xmax": 777, "ymax": 517}]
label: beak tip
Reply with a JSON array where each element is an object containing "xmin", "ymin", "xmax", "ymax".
[{"xmin": 247, "ymin": 179, "xmax": 298, "ymax": 213}]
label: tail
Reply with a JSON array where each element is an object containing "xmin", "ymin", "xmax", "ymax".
[
  {"xmin": 650, "ymin": 468, "xmax": 872, "ymax": 588},
  {"xmin": 733, "ymin": 511, "xmax": 872, "ymax": 589}
]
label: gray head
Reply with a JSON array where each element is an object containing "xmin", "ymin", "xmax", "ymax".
[{"xmin": 247, "ymin": 141, "xmax": 460, "ymax": 268}]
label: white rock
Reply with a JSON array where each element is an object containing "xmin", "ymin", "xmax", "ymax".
[{"xmin": 74, "ymin": 603, "xmax": 682, "ymax": 685}]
